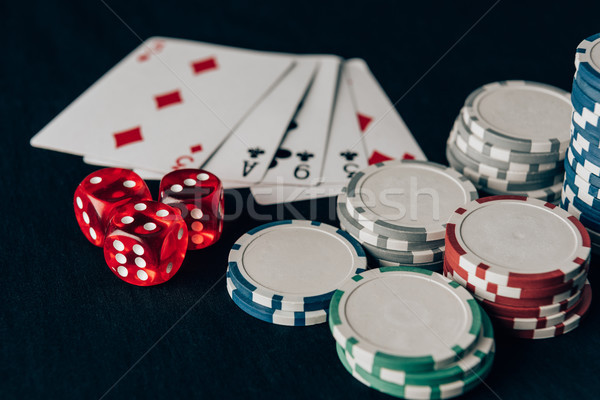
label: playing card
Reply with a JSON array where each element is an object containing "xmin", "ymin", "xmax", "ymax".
[
  {"xmin": 250, "ymin": 64, "xmax": 366, "ymax": 205},
  {"xmin": 346, "ymin": 58, "xmax": 426, "ymax": 164},
  {"xmin": 258, "ymin": 56, "xmax": 341, "ymax": 186},
  {"xmin": 31, "ymin": 37, "xmax": 295, "ymax": 173},
  {"xmin": 201, "ymin": 58, "xmax": 318, "ymax": 188}
]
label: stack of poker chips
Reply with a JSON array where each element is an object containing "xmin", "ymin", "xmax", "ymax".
[
  {"xmin": 444, "ymin": 196, "xmax": 592, "ymax": 340},
  {"xmin": 226, "ymin": 220, "xmax": 367, "ymax": 326},
  {"xmin": 446, "ymin": 80, "xmax": 572, "ymax": 204},
  {"xmin": 336, "ymin": 160, "xmax": 478, "ymax": 271},
  {"xmin": 561, "ymin": 33, "xmax": 600, "ymax": 255},
  {"xmin": 329, "ymin": 267, "xmax": 494, "ymax": 399}
]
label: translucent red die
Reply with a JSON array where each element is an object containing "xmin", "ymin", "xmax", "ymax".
[
  {"xmin": 104, "ymin": 200, "xmax": 188, "ymax": 286},
  {"xmin": 74, "ymin": 168, "xmax": 152, "ymax": 246},
  {"xmin": 159, "ymin": 169, "xmax": 224, "ymax": 250}
]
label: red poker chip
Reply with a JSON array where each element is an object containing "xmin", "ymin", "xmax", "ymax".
[
  {"xmin": 491, "ymin": 298, "xmax": 582, "ymax": 330},
  {"xmin": 476, "ymin": 288, "xmax": 584, "ymax": 318},
  {"xmin": 444, "ymin": 196, "xmax": 590, "ymax": 289},
  {"xmin": 444, "ymin": 256, "xmax": 589, "ymax": 300},
  {"xmin": 443, "ymin": 260, "xmax": 587, "ymax": 308},
  {"xmin": 506, "ymin": 283, "xmax": 592, "ymax": 339}
]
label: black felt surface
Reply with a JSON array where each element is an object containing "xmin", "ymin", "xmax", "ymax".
[{"xmin": 2, "ymin": 1, "xmax": 599, "ymax": 398}]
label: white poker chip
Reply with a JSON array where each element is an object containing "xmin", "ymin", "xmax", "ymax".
[
  {"xmin": 345, "ymin": 160, "xmax": 478, "ymax": 242},
  {"xmin": 329, "ymin": 267, "xmax": 482, "ymax": 374},
  {"xmin": 461, "ymin": 80, "xmax": 572, "ymax": 153},
  {"xmin": 228, "ymin": 220, "xmax": 367, "ymax": 311},
  {"xmin": 445, "ymin": 196, "xmax": 591, "ymax": 288}
]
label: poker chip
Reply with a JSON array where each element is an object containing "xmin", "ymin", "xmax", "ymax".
[
  {"xmin": 508, "ymin": 283, "xmax": 592, "ymax": 339},
  {"xmin": 447, "ymin": 81, "xmax": 568, "ymax": 198},
  {"xmin": 575, "ymin": 33, "xmax": 600, "ymax": 83},
  {"xmin": 336, "ymin": 193, "xmax": 445, "ymax": 252},
  {"xmin": 443, "ymin": 195, "xmax": 592, "ymax": 339},
  {"xmin": 334, "ymin": 304, "xmax": 495, "ymax": 400},
  {"xmin": 345, "ymin": 160, "xmax": 478, "ymax": 242},
  {"xmin": 376, "ymin": 258, "xmax": 443, "ymax": 271},
  {"xmin": 328, "ymin": 267, "xmax": 483, "ymax": 374},
  {"xmin": 445, "ymin": 196, "xmax": 590, "ymax": 288},
  {"xmin": 226, "ymin": 273, "xmax": 327, "ymax": 326},
  {"xmin": 446, "ymin": 138, "xmax": 562, "ymax": 182},
  {"xmin": 227, "ymin": 220, "xmax": 366, "ymax": 318},
  {"xmin": 461, "ymin": 80, "xmax": 571, "ymax": 153}
]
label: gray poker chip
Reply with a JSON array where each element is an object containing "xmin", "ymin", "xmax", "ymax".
[
  {"xmin": 376, "ymin": 258, "xmax": 443, "ymax": 271},
  {"xmin": 344, "ymin": 160, "xmax": 478, "ymax": 242},
  {"xmin": 454, "ymin": 115, "xmax": 564, "ymax": 165},
  {"xmin": 446, "ymin": 121, "xmax": 563, "ymax": 182},
  {"xmin": 336, "ymin": 193, "xmax": 445, "ymax": 252},
  {"xmin": 450, "ymin": 125, "xmax": 562, "ymax": 173},
  {"xmin": 447, "ymin": 142, "xmax": 564, "ymax": 192},
  {"xmin": 461, "ymin": 80, "xmax": 571, "ymax": 153}
]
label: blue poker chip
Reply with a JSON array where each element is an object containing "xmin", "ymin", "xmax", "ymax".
[
  {"xmin": 572, "ymin": 80, "xmax": 600, "ymax": 118},
  {"xmin": 575, "ymin": 33, "xmax": 600, "ymax": 82},
  {"xmin": 565, "ymin": 148, "xmax": 600, "ymax": 188},
  {"xmin": 562, "ymin": 178, "xmax": 600, "ymax": 221},
  {"xmin": 227, "ymin": 220, "xmax": 367, "ymax": 312},
  {"xmin": 226, "ymin": 272, "xmax": 328, "ymax": 326},
  {"xmin": 572, "ymin": 96, "xmax": 600, "ymax": 137},
  {"xmin": 564, "ymin": 157, "xmax": 600, "ymax": 197},
  {"xmin": 574, "ymin": 71, "xmax": 600, "ymax": 103},
  {"xmin": 572, "ymin": 118, "xmax": 600, "ymax": 148},
  {"xmin": 569, "ymin": 139, "xmax": 600, "ymax": 168},
  {"xmin": 561, "ymin": 187, "xmax": 600, "ymax": 233}
]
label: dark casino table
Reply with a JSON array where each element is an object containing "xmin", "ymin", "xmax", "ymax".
[{"xmin": 2, "ymin": 1, "xmax": 599, "ymax": 398}]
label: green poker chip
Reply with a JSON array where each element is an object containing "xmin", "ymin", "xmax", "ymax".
[{"xmin": 329, "ymin": 267, "xmax": 482, "ymax": 375}]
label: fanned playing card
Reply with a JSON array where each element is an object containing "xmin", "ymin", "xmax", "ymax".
[
  {"xmin": 257, "ymin": 55, "xmax": 341, "ymax": 186},
  {"xmin": 251, "ymin": 64, "xmax": 367, "ymax": 204},
  {"xmin": 202, "ymin": 58, "xmax": 318, "ymax": 187},
  {"xmin": 345, "ymin": 58, "xmax": 426, "ymax": 163},
  {"xmin": 31, "ymin": 37, "xmax": 295, "ymax": 173}
]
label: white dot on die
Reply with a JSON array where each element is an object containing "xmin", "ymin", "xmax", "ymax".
[
  {"xmin": 191, "ymin": 208, "xmax": 203, "ymax": 219},
  {"xmin": 121, "ymin": 216, "xmax": 134, "ymax": 224},
  {"xmin": 156, "ymin": 209, "xmax": 169, "ymax": 217},
  {"xmin": 123, "ymin": 180, "xmax": 136, "ymax": 188},
  {"xmin": 135, "ymin": 257, "xmax": 146, "ymax": 268},
  {"xmin": 76, "ymin": 197, "xmax": 83, "ymax": 209},
  {"xmin": 133, "ymin": 244, "xmax": 144, "ymax": 255},
  {"xmin": 177, "ymin": 228, "xmax": 184, "ymax": 240},
  {"xmin": 115, "ymin": 253, "xmax": 127, "ymax": 264},
  {"xmin": 113, "ymin": 240, "xmax": 124, "ymax": 251},
  {"xmin": 134, "ymin": 203, "xmax": 147, "ymax": 211},
  {"xmin": 166, "ymin": 262, "xmax": 173, "ymax": 273},
  {"xmin": 89, "ymin": 227, "xmax": 97, "ymax": 240},
  {"xmin": 197, "ymin": 173, "xmax": 209, "ymax": 181},
  {"xmin": 82, "ymin": 211, "xmax": 90, "ymax": 224},
  {"xmin": 90, "ymin": 177, "xmax": 102, "ymax": 184},
  {"xmin": 144, "ymin": 222, "xmax": 156, "ymax": 231},
  {"xmin": 184, "ymin": 178, "xmax": 196, "ymax": 186},
  {"xmin": 171, "ymin": 184, "xmax": 183, "ymax": 192},
  {"xmin": 137, "ymin": 270, "xmax": 148, "ymax": 281},
  {"xmin": 117, "ymin": 266, "xmax": 128, "ymax": 277}
]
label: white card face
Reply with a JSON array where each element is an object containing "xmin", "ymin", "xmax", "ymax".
[
  {"xmin": 31, "ymin": 37, "xmax": 294, "ymax": 173},
  {"xmin": 258, "ymin": 56, "xmax": 341, "ymax": 186},
  {"xmin": 346, "ymin": 58, "xmax": 426, "ymax": 164},
  {"xmin": 202, "ymin": 59, "xmax": 318, "ymax": 188},
  {"xmin": 317, "ymin": 66, "xmax": 369, "ymax": 184},
  {"xmin": 250, "ymin": 183, "xmax": 344, "ymax": 205},
  {"xmin": 250, "ymin": 66, "xmax": 366, "ymax": 205}
]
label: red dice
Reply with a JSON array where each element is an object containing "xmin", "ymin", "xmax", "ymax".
[
  {"xmin": 74, "ymin": 168, "xmax": 152, "ymax": 246},
  {"xmin": 104, "ymin": 200, "xmax": 188, "ymax": 286},
  {"xmin": 159, "ymin": 169, "xmax": 224, "ymax": 250}
]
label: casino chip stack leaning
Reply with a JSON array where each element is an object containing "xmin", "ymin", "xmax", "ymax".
[
  {"xmin": 446, "ymin": 80, "xmax": 572, "ymax": 204},
  {"xmin": 226, "ymin": 220, "xmax": 367, "ymax": 326},
  {"xmin": 444, "ymin": 196, "xmax": 592, "ymax": 339},
  {"xmin": 329, "ymin": 267, "xmax": 494, "ymax": 399},
  {"xmin": 561, "ymin": 33, "xmax": 600, "ymax": 255},
  {"xmin": 336, "ymin": 160, "xmax": 478, "ymax": 270}
]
